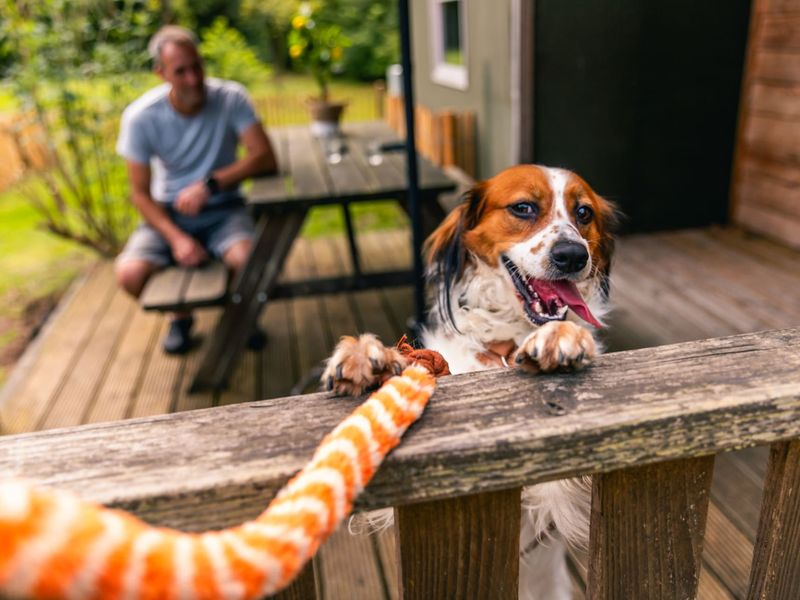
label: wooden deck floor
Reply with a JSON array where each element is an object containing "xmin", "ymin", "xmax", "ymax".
[{"xmin": 1, "ymin": 225, "xmax": 799, "ymax": 599}]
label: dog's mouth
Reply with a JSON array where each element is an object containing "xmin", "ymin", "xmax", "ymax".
[{"xmin": 501, "ymin": 256, "xmax": 602, "ymax": 328}]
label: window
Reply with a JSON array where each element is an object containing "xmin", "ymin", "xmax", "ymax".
[{"xmin": 429, "ymin": 0, "xmax": 468, "ymax": 90}]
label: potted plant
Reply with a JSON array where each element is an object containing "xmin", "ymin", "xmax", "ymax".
[{"xmin": 288, "ymin": 3, "xmax": 351, "ymax": 137}]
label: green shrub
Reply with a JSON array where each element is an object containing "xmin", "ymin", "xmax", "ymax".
[
  {"xmin": 0, "ymin": 0, "xmax": 153, "ymax": 256},
  {"xmin": 200, "ymin": 17, "xmax": 272, "ymax": 87}
]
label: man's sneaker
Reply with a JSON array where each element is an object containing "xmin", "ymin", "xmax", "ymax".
[
  {"xmin": 163, "ymin": 316, "xmax": 194, "ymax": 355},
  {"xmin": 246, "ymin": 327, "xmax": 268, "ymax": 351}
]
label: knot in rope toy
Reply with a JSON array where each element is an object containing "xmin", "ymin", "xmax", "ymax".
[{"xmin": 0, "ymin": 358, "xmax": 443, "ymax": 600}]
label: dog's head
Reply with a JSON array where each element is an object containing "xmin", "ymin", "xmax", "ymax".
[{"xmin": 425, "ymin": 164, "xmax": 617, "ymax": 329}]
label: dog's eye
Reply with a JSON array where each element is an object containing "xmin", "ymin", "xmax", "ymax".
[
  {"xmin": 509, "ymin": 202, "xmax": 539, "ymax": 220},
  {"xmin": 575, "ymin": 205, "xmax": 594, "ymax": 225}
]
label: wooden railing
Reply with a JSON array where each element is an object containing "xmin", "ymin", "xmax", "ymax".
[{"xmin": 1, "ymin": 328, "xmax": 799, "ymax": 598}]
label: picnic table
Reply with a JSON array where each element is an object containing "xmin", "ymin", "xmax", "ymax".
[{"xmin": 175, "ymin": 120, "xmax": 457, "ymax": 392}]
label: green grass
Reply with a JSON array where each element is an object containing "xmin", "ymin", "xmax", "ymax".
[
  {"xmin": 0, "ymin": 186, "xmax": 93, "ymax": 387},
  {"xmin": 301, "ymin": 201, "xmax": 409, "ymax": 238},
  {"xmin": 0, "ymin": 188, "xmax": 93, "ymax": 300}
]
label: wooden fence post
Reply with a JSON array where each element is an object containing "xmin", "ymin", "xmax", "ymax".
[
  {"xmin": 746, "ymin": 440, "xmax": 800, "ymax": 600},
  {"xmin": 395, "ymin": 488, "xmax": 522, "ymax": 599},
  {"xmin": 587, "ymin": 456, "xmax": 715, "ymax": 600}
]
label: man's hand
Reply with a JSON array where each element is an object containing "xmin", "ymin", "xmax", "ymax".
[
  {"xmin": 174, "ymin": 180, "xmax": 211, "ymax": 216},
  {"xmin": 171, "ymin": 233, "xmax": 208, "ymax": 267}
]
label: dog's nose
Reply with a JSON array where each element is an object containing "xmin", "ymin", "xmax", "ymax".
[{"xmin": 550, "ymin": 241, "xmax": 589, "ymax": 273}]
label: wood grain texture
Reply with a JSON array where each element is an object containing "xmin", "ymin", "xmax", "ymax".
[
  {"xmin": 746, "ymin": 440, "xmax": 800, "ymax": 599},
  {"xmin": 395, "ymin": 488, "xmax": 521, "ymax": 599},
  {"xmin": 0, "ymin": 328, "xmax": 799, "ymax": 532},
  {"xmin": 587, "ymin": 456, "xmax": 715, "ymax": 600},
  {"xmin": 271, "ymin": 562, "xmax": 318, "ymax": 600}
]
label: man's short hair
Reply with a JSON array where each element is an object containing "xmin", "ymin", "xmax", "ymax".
[{"xmin": 148, "ymin": 25, "xmax": 198, "ymax": 68}]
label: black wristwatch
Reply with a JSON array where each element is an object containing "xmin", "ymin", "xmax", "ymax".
[{"xmin": 204, "ymin": 175, "xmax": 220, "ymax": 195}]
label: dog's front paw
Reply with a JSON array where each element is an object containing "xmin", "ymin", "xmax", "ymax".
[
  {"xmin": 513, "ymin": 321, "xmax": 597, "ymax": 374},
  {"xmin": 322, "ymin": 334, "xmax": 409, "ymax": 396}
]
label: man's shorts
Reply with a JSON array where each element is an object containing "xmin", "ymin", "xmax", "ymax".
[{"xmin": 116, "ymin": 202, "xmax": 256, "ymax": 267}]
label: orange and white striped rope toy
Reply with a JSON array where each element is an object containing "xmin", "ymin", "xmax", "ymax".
[{"xmin": 0, "ymin": 362, "xmax": 437, "ymax": 600}]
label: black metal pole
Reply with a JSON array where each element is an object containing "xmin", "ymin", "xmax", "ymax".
[{"xmin": 398, "ymin": 0, "xmax": 425, "ymax": 333}]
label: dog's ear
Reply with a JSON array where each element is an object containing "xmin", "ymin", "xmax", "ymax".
[
  {"xmin": 423, "ymin": 184, "xmax": 485, "ymax": 328},
  {"xmin": 423, "ymin": 184, "xmax": 485, "ymax": 266},
  {"xmin": 593, "ymin": 197, "xmax": 619, "ymax": 299}
]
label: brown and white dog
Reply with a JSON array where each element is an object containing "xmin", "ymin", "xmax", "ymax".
[{"xmin": 322, "ymin": 164, "xmax": 617, "ymax": 599}]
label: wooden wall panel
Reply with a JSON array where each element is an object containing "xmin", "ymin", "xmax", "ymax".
[{"xmin": 732, "ymin": 0, "xmax": 800, "ymax": 247}]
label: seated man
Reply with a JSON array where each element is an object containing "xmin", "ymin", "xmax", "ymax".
[{"xmin": 115, "ymin": 25, "xmax": 277, "ymax": 354}]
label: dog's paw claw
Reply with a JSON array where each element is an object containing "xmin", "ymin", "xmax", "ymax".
[
  {"xmin": 321, "ymin": 334, "xmax": 409, "ymax": 396},
  {"xmin": 514, "ymin": 321, "xmax": 597, "ymax": 374}
]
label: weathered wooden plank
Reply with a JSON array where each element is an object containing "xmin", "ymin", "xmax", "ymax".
[
  {"xmin": 1, "ymin": 328, "xmax": 797, "ymax": 532},
  {"xmin": 709, "ymin": 226, "xmax": 800, "ymax": 273},
  {"xmin": 743, "ymin": 114, "xmax": 800, "ymax": 164},
  {"xmin": 0, "ymin": 262, "xmax": 116, "ymax": 434},
  {"xmin": 246, "ymin": 127, "xmax": 292, "ymax": 204},
  {"xmin": 86, "ymin": 307, "xmax": 161, "ymax": 424},
  {"xmin": 735, "ymin": 167, "xmax": 800, "ymax": 220},
  {"xmin": 734, "ymin": 201, "xmax": 800, "ymax": 250},
  {"xmin": 748, "ymin": 82, "xmax": 800, "ymax": 120},
  {"xmin": 751, "ymin": 50, "xmax": 800, "ymax": 84},
  {"xmin": 711, "ymin": 449, "xmax": 768, "ymax": 541},
  {"xmin": 128, "ymin": 318, "xmax": 186, "ymax": 418},
  {"xmin": 317, "ymin": 527, "xmax": 388, "ymax": 600},
  {"xmin": 261, "ymin": 300, "xmax": 298, "ymax": 400},
  {"xmin": 646, "ymin": 232, "xmax": 800, "ymax": 329},
  {"xmin": 587, "ymin": 456, "xmax": 715, "ymax": 600},
  {"xmin": 746, "ymin": 440, "xmax": 800, "ymax": 599},
  {"xmin": 761, "ymin": 0, "xmax": 800, "ymax": 14},
  {"xmin": 703, "ymin": 501, "xmax": 755, "ymax": 598},
  {"xmin": 395, "ymin": 488, "xmax": 521, "ymax": 599},
  {"xmin": 40, "ymin": 289, "xmax": 137, "ymax": 429},
  {"xmin": 699, "ymin": 568, "xmax": 736, "ymax": 600},
  {"xmin": 759, "ymin": 14, "xmax": 800, "ymax": 51},
  {"xmin": 271, "ymin": 562, "xmax": 318, "ymax": 600},
  {"xmin": 183, "ymin": 262, "xmax": 229, "ymax": 307},
  {"xmin": 139, "ymin": 267, "xmax": 190, "ymax": 310},
  {"xmin": 345, "ymin": 121, "xmax": 406, "ymax": 191},
  {"xmin": 376, "ymin": 527, "xmax": 400, "ymax": 600},
  {"xmin": 286, "ymin": 125, "xmax": 331, "ymax": 199},
  {"xmin": 570, "ymin": 538, "xmax": 736, "ymax": 600},
  {"xmin": 675, "ymin": 230, "xmax": 800, "ymax": 298}
]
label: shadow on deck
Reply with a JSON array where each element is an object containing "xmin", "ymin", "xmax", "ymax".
[{"xmin": 1, "ymin": 226, "xmax": 799, "ymax": 599}]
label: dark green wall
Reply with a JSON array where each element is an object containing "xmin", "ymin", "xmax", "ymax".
[{"xmin": 534, "ymin": 1, "xmax": 752, "ymax": 232}]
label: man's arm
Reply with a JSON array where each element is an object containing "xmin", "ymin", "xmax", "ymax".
[
  {"xmin": 127, "ymin": 161, "xmax": 208, "ymax": 267},
  {"xmin": 173, "ymin": 122, "xmax": 277, "ymax": 216},
  {"xmin": 215, "ymin": 121, "xmax": 278, "ymax": 186}
]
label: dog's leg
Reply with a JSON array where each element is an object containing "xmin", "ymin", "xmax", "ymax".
[
  {"xmin": 321, "ymin": 334, "xmax": 408, "ymax": 396},
  {"xmin": 519, "ymin": 533, "xmax": 573, "ymax": 600},
  {"xmin": 513, "ymin": 320, "xmax": 597, "ymax": 373}
]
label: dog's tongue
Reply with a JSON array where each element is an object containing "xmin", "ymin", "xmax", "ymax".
[{"xmin": 535, "ymin": 279, "xmax": 603, "ymax": 328}]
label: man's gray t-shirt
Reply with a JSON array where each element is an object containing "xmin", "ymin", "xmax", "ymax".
[{"xmin": 116, "ymin": 78, "xmax": 258, "ymax": 206}]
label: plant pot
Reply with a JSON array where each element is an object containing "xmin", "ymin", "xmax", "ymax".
[{"xmin": 306, "ymin": 98, "xmax": 347, "ymax": 138}]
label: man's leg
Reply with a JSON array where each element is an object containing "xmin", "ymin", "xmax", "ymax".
[
  {"xmin": 116, "ymin": 224, "xmax": 194, "ymax": 355},
  {"xmin": 115, "ymin": 258, "xmax": 160, "ymax": 298}
]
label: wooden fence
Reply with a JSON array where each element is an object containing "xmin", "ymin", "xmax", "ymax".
[
  {"xmin": 1, "ymin": 327, "xmax": 798, "ymax": 598},
  {"xmin": 0, "ymin": 114, "xmax": 52, "ymax": 191},
  {"xmin": 385, "ymin": 95, "xmax": 477, "ymax": 179}
]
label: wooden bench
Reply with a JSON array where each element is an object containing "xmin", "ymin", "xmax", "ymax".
[
  {"xmin": 2, "ymin": 327, "xmax": 799, "ymax": 598},
  {"xmin": 139, "ymin": 262, "xmax": 230, "ymax": 312}
]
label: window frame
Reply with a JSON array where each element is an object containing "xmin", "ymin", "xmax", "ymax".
[{"xmin": 428, "ymin": 0, "xmax": 469, "ymax": 90}]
